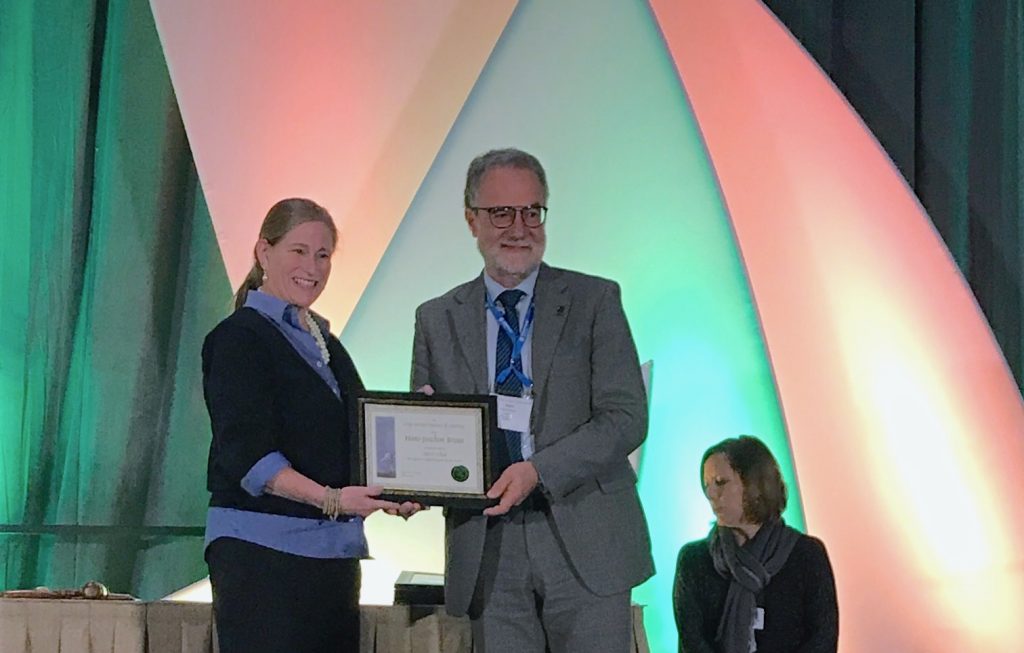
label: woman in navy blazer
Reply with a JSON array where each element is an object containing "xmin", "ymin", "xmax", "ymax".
[{"xmin": 202, "ymin": 198, "xmax": 415, "ymax": 653}]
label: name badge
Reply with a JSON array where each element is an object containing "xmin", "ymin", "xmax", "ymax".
[
  {"xmin": 753, "ymin": 607, "xmax": 765, "ymax": 630},
  {"xmin": 496, "ymin": 395, "xmax": 532, "ymax": 432}
]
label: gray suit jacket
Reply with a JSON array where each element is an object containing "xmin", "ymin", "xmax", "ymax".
[{"xmin": 411, "ymin": 263, "xmax": 655, "ymax": 616}]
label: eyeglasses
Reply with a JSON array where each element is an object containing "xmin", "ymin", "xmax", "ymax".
[{"xmin": 469, "ymin": 204, "xmax": 547, "ymax": 228}]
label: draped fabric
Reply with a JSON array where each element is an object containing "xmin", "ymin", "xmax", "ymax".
[
  {"xmin": 0, "ymin": 0, "xmax": 227, "ymax": 598},
  {"xmin": 766, "ymin": 0, "xmax": 1024, "ymax": 388}
]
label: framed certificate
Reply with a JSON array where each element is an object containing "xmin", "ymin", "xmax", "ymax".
[{"xmin": 353, "ymin": 391, "xmax": 500, "ymax": 508}]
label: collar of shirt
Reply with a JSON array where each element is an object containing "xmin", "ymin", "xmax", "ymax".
[
  {"xmin": 243, "ymin": 289, "xmax": 341, "ymax": 398},
  {"xmin": 245, "ymin": 290, "xmax": 331, "ymax": 333},
  {"xmin": 483, "ymin": 266, "xmax": 540, "ymax": 318}
]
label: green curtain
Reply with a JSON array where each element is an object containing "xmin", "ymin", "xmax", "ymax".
[
  {"xmin": 766, "ymin": 0, "xmax": 1024, "ymax": 390},
  {"xmin": 0, "ymin": 0, "xmax": 227, "ymax": 599}
]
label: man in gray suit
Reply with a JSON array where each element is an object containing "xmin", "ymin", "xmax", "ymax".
[{"xmin": 411, "ymin": 148, "xmax": 654, "ymax": 652}]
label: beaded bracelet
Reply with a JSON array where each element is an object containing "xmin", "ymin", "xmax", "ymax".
[{"xmin": 322, "ymin": 486, "xmax": 344, "ymax": 521}]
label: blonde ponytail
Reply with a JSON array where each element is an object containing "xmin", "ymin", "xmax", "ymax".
[{"xmin": 233, "ymin": 262, "xmax": 264, "ymax": 310}]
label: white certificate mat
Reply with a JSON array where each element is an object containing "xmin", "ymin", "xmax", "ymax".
[{"xmin": 363, "ymin": 403, "xmax": 485, "ymax": 494}]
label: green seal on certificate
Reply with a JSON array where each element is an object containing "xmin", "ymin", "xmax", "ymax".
[{"xmin": 451, "ymin": 465, "xmax": 470, "ymax": 482}]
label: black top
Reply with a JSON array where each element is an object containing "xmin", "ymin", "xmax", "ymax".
[
  {"xmin": 674, "ymin": 532, "xmax": 839, "ymax": 653},
  {"xmin": 202, "ymin": 307, "xmax": 364, "ymax": 520}
]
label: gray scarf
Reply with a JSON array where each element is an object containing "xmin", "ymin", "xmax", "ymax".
[{"xmin": 708, "ymin": 519, "xmax": 800, "ymax": 653}]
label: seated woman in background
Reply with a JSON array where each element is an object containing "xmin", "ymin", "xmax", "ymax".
[{"xmin": 674, "ymin": 436, "xmax": 838, "ymax": 653}]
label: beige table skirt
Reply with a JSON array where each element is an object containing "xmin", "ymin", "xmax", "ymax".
[
  {"xmin": 0, "ymin": 598, "xmax": 147, "ymax": 653},
  {"xmin": 2, "ymin": 599, "xmax": 649, "ymax": 653}
]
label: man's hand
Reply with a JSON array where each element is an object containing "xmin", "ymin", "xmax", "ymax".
[
  {"xmin": 483, "ymin": 462, "xmax": 539, "ymax": 517},
  {"xmin": 385, "ymin": 501, "xmax": 428, "ymax": 520}
]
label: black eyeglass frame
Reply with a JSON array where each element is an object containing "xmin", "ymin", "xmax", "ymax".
[{"xmin": 468, "ymin": 204, "xmax": 548, "ymax": 229}]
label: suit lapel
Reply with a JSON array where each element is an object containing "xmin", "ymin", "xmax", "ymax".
[
  {"xmin": 451, "ymin": 276, "xmax": 489, "ymax": 393},
  {"xmin": 530, "ymin": 264, "xmax": 570, "ymax": 420}
]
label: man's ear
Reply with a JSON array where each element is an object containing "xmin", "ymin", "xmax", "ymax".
[{"xmin": 465, "ymin": 209, "xmax": 479, "ymax": 237}]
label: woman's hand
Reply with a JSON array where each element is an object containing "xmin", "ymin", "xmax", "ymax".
[
  {"xmin": 340, "ymin": 485, "xmax": 401, "ymax": 518},
  {"xmin": 265, "ymin": 469, "xmax": 405, "ymax": 518}
]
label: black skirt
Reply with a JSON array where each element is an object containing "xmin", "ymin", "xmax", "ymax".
[{"xmin": 206, "ymin": 537, "xmax": 361, "ymax": 653}]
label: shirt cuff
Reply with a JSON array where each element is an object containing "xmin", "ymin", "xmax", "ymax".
[{"xmin": 241, "ymin": 451, "xmax": 291, "ymax": 496}]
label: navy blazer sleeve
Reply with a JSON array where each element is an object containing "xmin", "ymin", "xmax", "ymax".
[{"xmin": 203, "ymin": 320, "xmax": 281, "ymax": 488}]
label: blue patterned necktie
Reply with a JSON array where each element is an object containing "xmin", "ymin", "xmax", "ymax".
[{"xmin": 495, "ymin": 289, "xmax": 525, "ymax": 464}]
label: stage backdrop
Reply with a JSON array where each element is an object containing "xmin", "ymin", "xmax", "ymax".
[{"xmin": 2, "ymin": 1, "xmax": 1022, "ymax": 652}]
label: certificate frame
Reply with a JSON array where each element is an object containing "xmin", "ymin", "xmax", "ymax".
[{"xmin": 353, "ymin": 391, "xmax": 500, "ymax": 508}]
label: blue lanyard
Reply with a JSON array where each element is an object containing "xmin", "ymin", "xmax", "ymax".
[{"xmin": 485, "ymin": 291, "xmax": 535, "ymax": 391}]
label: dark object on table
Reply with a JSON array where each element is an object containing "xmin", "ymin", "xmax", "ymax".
[{"xmin": 393, "ymin": 571, "xmax": 444, "ymax": 605}]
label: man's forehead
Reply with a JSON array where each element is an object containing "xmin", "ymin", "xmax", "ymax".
[
  {"xmin": 477, "ymin": 166, "xmax": 544, "ymax": 195},
  {"xmin": 482, "ymin": 164, "xmax": 538, "ymax": 179}
]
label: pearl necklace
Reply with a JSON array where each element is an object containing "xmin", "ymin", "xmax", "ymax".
[{"xmin": 304, "ymin": 311, "xmax": 331, "ymax": 365}]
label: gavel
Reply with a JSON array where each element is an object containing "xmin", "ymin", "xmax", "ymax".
[{"xmin": 0, "ymin": 580, "xmax": 133, "ymax": 600}]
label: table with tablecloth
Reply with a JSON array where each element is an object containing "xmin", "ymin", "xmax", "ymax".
[{"xmin": 1, "ymin": 599, "xmax": 650, "ymax": 652}]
